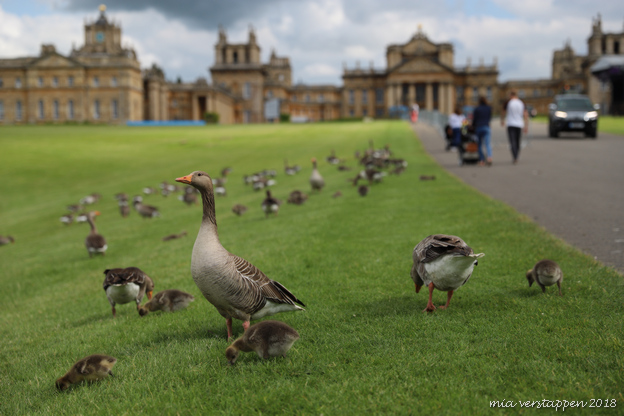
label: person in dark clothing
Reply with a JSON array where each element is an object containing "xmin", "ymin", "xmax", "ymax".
[{"xmin": 472, "ymin": 96, "xmax": 492, "ymax": 166}]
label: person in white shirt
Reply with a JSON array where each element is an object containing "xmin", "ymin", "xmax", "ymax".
[
  {"xmin": 501, "ymin": 90, "xmax": 529, "ymax": 164},
  {"xmin": 448, "ymin": 106, "xmax": 466, "ymax": 156}
]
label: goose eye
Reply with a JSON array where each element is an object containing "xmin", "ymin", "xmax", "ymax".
[{"xmin": 197, "ymin": 173, "xmax": 203, "ymax": 176}]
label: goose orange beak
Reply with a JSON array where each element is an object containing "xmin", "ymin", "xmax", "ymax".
[
  {"xmin": 147, "ymin": 291, "xmax": 153, "ymax": 300},
  {"xmin": 176, "ymin": 175, "xmax": 192, "ymax": 184}
]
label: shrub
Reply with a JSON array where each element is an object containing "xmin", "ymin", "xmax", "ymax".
[{"xmin": 203, "ymin": 112, "xmax": 219, "ymax": 124}]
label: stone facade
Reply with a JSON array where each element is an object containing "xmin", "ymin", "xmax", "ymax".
[{"xmin": 1, "ymin": 9, "xmax": 622, "ymax": 125}]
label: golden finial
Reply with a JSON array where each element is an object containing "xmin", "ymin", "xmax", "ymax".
[
  {"xmin": 99, "ymin": 4, "xmax": 107, "ymax": 12},
  {"xmin": 418, "ymin": 24, "xmax": 423, "ymax": 32}
]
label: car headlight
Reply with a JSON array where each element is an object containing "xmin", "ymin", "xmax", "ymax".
[
  {"xmin": 584, "ymin": 111, "xmax": 598, "ymax": 121},
  {"xmin": 554, "ymin": 111, "xmax": 567, "ymax": 118}
]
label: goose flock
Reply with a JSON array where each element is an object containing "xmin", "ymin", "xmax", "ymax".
[{"xmin": 0, "ymin": 142, "xmax": 565, "ymax": 390}]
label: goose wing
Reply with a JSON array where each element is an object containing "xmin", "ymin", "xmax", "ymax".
[
  {"xmin": 86, "ymin": 234, "xmax": 106, "ymax": 250},
  {"xmin": 229, "ymin": 254, "xmax": 305, "ymax": 315},
  {"xmin": 102, "ymin": 267, "xmax": 145, "ymax": 291}
]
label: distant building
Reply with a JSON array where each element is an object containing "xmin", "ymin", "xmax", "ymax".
[{"xmin": 0, "ymin": 7, "xmax": 622, "ymax": 125}]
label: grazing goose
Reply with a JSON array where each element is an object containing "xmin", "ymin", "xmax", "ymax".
[
  {"xmin": 80, "ymin": 193, "xmax": 101, "ymax": 205},
  {"xmin": 326, "ymin": 149, "xmax": 340, "ymax": 165},
  {"xmin": 133, "ymin": 196, "xmax": 160, "ymax": 218},
  {"xmin": 103, "ymin": 267, "xmax": 154, "ymax": 317},
  {"xmin": 332, "ymin": 191, "xmax": 343, "ymax": 198},
  {"xmin": 262, "ymin": 190, "xmax": 281, "ymax": 218},
  {"xmin": 419, "ymin": 175, "xmax": 436, "ymax": 181},
  {"xmin": 85, "ymin": 211, "xmax": 107, "ymax": 257},
  {"xmin": 143, "ymin": 186, "xmax": 156, "ymax": 195},
  {"xmin": 526, "ymin": 259, "xmax": 563, "ymax": 296},
  {"xmin": 284, "ymin": 159, "xmax": 297, "ymax": 176},
  {"xmin": 138, "ymin": 289, "xmax": 195, "ymax": 316},
  {"xmin": 175, "ymin": 171, "xmax": 305, "ymax": 339},
  {"xmin": 232, "ymin": 204, "xmax": 248, "ymax": 216},
  {"xmin": 358, "ymin": 185, "xmax": 369, "ymax": 197},
  {"xmin": 225, "ymin": 320, "xmax": 300, "ymax": 365},
  {"xmin": 162, "ymin": 231, "xmax": 188, "ymax": 241},
  {"xmin": 287, "ymin": 190, "xmax": 308, "ymax": 205},
  {"xmin": 56, "ymin": 354, "xmax": 117, "ymax": 391},
  {"xmin": 411, "ymin": 234, "xmax": 484, "ymax": 312},
  {"xmin": 0, "ymin": 235, "xmax": 15, "ymax": 245},
  {"xmin": 60, "ymin": 213, "xmax": 74, "ymax": 225},
  {"xmin": 310, "ymin": 158, "xmax": 325, "ymax": 192}
]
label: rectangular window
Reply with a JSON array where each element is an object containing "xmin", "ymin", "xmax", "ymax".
[
  {"xmin": 0, "ymin": 100, "xmax": 4, "ymax": 120},
  {"xmin": 349, "ymin": 109, "xmax": 354, "ymax": 117},
  {"xmin": 416, "ymin": 84, "xmax": 426, "ymax": 103},
  {"xmin": 518, "ymin": 89, "xmax": 525, "ymax": 98},
  {"xmin": 53, "ymin": 100, "xmax": 59, "ymax": 120},
  {"xmin": 362, "ymin": 90, "xmax": 368, "ymax": 104},
  {"xmin": 486, "ymin": 86, "xmax": 492, "ymax": 101},
  {"xmin": 15, "ymin": 78, "xmax": 22, "ymax": 88},
  {"xmin": 318, "ymin": 94, "xmax": 324, "ymax": 103},
  {"xmin": 363, "ymin": 108, "xmax": 368, "ymax": 117},
  {"xmin": 38, "ymin": 77, "xmax": 44, "ymax": 87},
  {"xmin": 533, "ymin": 89, "xmax": 539, "ymax": 97},
  {"xmin": 68, "ymin": 100, "xmax": 74, "ymax": 119},
  {"xmin": 16, "ymin": 100, "xmax": 22, "ymax": 120},
  {"xmin": 375, "ymin": 88, "xmax": 384, "ymax": 104},
  {"xmin": 93, "ymin": 76, "xmax": 99, "ymax": 87},
  {"xmin": 112, "ymin": 99, "xmax": 119, "ymax": 119},
  {"xmin": 242, "ymin": 82, "xmax": 251, "ymax": 99},
  {"xmin": 52, "ymin": 77, "xmax": 58, "ymax": 87},
  {"xmin": 375, "ymin": 107, "xmax": 384, "ymax": 118},
  {"xmin": 305, "ymin": 94, "xmax": 310, "ymax": 102},
  {"xmin": 38, "ymin": 100, "xmax": 44, "ymax": 119},
  {"xmin": 472, "ymin": 87, "xmax": 478, "ymax": 102},
  {"xmin": 0, "ymin": 77, "xmax": 3, "ymax": 88},
  {"xmin": 93, "ymin": 99, "xmax": 100, "ymax": 119},
  {"xmin": 348, "ymin": 90, "xmax": 354, "ymax": 105},
  {"xmin": 111, "ymin": 76, "xmax": 117, "ymax": 87},
  {"xmin": 243, "ymin": 110, "xmax": 251, "ymax": 123},
  {"xmin": 68, "ymin": 76, "xmax": 74, "ymax": 87}
]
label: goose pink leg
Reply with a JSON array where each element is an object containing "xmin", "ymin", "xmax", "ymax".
[
  {"xmin": 438, "ymin": 290, "xmax": 454, "ymax": 309},
  {"xmin": 424, "ymin": 282, "xmax": 436, "ymax": 313}
]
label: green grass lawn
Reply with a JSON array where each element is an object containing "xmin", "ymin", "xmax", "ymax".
[{"xmin": 0, "ymin": 121, "xmax": 622, "ymax": 415}]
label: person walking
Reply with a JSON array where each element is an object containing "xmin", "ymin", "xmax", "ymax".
[
  {"xmin": 448, "ymin": 106, "xmax": 466, "ymax": 160},
  {"xmin": 501, "ymin": 90, "xmax": 528, "ymax": 164},
  {"xmin": 472, "ymin": 96, "xmax": 492, "ymax": 166}
]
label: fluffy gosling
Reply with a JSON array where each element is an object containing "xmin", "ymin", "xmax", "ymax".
[
  {"xmin": 139, "ymin": 289, "xmax": 195, "ymax": 316},
  {"xmin": 526, "ymin": 259, "xmax": 563, "ymax": 296},
  {"xmin": 225, "ymin": 320, "xmax": 300, "ymax": 365},
  {"xmin": 56, "ymin": 354, "xmax": 117, "ymax": 391}
]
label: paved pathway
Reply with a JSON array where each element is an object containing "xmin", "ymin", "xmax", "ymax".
[{"xmin": 412, "ymin": 119, "xmax": 624, "ymax": 274}]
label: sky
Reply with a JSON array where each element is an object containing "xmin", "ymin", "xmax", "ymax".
[{"xmin": 0, "ymin": 0, "xmax": 622, "ymax": 85}]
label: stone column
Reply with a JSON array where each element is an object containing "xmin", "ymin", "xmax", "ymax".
[
  {"xmin": 425, "ymin": 83, "xmax": 433, "ymax": 111},
  {"xmin": 446, "ymin": 82, "xmax": 454, "ymax": 114},
  {"xmin": 408, "ymin": 84, "xmax": 415, "ymax": 106},
  {"xmin": 191, "ymin": 93, "xmax": 198, "ymax": 120},
  {"xmin": 394, "ymin": 83, "xmax": 401, "ymax": 106}
]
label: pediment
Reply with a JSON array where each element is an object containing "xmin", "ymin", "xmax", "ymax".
[
  {"xmin": 31, "ymin": 53, "xmax": 82, "ymax": 68},
  {"xmin": 402, "ymin": 37, "xmax": 438, "ymax": 54},
  {"xmin": 391, "ymin": 57, "xmax": 450, "ymax": 74}
]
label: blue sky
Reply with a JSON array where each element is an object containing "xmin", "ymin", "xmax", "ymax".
[{"xmin": 1, "ymin": 0, "xmax": 622, "ymax": 84}]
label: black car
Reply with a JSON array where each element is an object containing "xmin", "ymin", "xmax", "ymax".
[{"xmin": 548, "ymin": 94, "xmax": 599, "ymax": 138}]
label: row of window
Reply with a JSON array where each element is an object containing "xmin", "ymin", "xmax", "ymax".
[
  {"xmin": 0, "ymin": 76, "xmax": 117, "ymax": 89},
  {"xmin": 347, "ymin": 88, "xmax": 385, "ymax": 105},
  {"xmin": 0, "ymin": 99, "xmax": 118, "ymax": 121}
]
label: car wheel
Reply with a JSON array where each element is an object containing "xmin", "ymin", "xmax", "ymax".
[
  {"xmin": 549, "ymin": 124, "xmax": 558, "ymax": 138},
  {"xmin": 585, "ymin": 128, "xmax": 597, "ymax": 139}
]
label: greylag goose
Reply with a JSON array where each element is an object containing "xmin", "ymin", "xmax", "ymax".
[
  {"xmin": 310, "ymin": 158, "xmax": 325, "ymax": 192},
  {"xmin": 262, "ymin": 190, "xmax": 281, "ymax": 218},
  {"xmin": 115, "ymin": 193, "xmax": 130, "ymax": 218},
  {"xmin": 287, "ymin": 190, "xmax": 308, "ymax": 205},
  {"xmin": 326, "ymin": 149, "xmax": 340, "ymax": 165},
  {"xmin": 419, "ymin": 175, "xmax": 436, "ymax": 181},
  {"xmin": 526, "ymin": 259, "xmax": 563, "ymax": 296},
  {"xmin": 411, "ymin": 234, "xmax": 484, "ymax": 312},
  {"xmin": 56, "ymin": 354, "xmax": 117, "ymax": 391},
  {"xmin": 143, "ymin": 186, "xmax": 156, "ymax": 195},
  {"xmin": 162, "ymin": 231, "xmax": 187, "ymax": 241},
  {"xmin": 0, "ymin": 235, "xmax": 15, "ymax": 245},
  {"xmin": 332, "ymin": 191, "xmax": 343, "ymax": 198},
  {"xmin": 179, "ymin": 187, "xmax": 198, "ymax": 206},
  {"xmin": 284, "ymin": 159, "xmax": 297, "ymax": 176},
  {"xmin": 85, "ymin": 211, "xmax": 107, "ymax": 257},
  {"xmin": 102, "ymin": 267, "xmax": 154, "ymax": 317},
  {"xmin": 225, "ymin": 320, "xmax": 300, "ymax": 364},
  {"xmin": 175, "ymin": 171, "xmax": 305, "ymax": 339},
  {"xmin": 80, "ymin": 193, "xmax": 101, "ymax": 205},
  {"xmin": 232, "ymin": 204, "xmax": 248, "ymax": 216},
  {"xmin": 133, "ymin": 197, "xmax": 160, "ymax": 218},
  {"xmin": 358, "ymin": 185, "xmax": 369, "ymax": 197},
  {"xmin": 139, "ymin": 289, "xmax": 195, "ymax": 316},
  {"xmin": 60, "ymin": 213, "xmax": 74, "ymax": 225}
]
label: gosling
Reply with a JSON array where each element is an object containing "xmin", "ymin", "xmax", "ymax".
[
  {"xmin": 139, "ymin": 289, "xmax": 195, "ymax": 316},
  {"xmin": 526, "ymin": 259, "xmax": 563, "ymax": 296},
  {"xmin": 225, "ymin": 320, "xmax": 299, "ymax": 365},
  {"xmin": 55, "ymin": 354, "xmax": 117, "ymax": 391}
]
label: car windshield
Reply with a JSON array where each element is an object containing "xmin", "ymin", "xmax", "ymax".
[{"xmin": 557, "ymin": 98, "xmax": 594, "ymax": 111}]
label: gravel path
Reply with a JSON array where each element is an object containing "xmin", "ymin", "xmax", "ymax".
[{"xmin": 413, "ymin": 119, "xmax": 624, "ymax": 274}]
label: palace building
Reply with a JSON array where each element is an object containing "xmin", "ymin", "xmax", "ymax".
[{"xmin": 0, "ymin": 7, "xmax": 622, "ymax": 125}]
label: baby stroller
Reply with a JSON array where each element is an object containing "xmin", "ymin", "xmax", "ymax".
[{"xmin": 444, "ymin": 124, "xmax": 480, "ymax": 166}]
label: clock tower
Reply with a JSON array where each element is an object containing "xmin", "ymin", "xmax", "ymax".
[{"xmin": 78, "ymin": 4, "xmax": 124, "ymax": 55}]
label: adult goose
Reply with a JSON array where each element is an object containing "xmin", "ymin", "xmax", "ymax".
[
  {"xmin": 0, "ymin": 235, "xmax": 15, "ymax": 245},
  {"xmin": 133, "ymin": 197, "xmax": 160, "ymax": 218},
  {"xmin": 102, "ymin": 267, "xmax": 154, "ymax": 317},
  {"xmin": 526, "ymin": 259, "xmax": 563, "ymax": 296},
  {"xmin": 262, "ymin": 190, "xmax": 281, "ymax": 217},
  {"xmin": 85, "ymin": 211, "xmax": 107, "ymax": 257},
  {"xmin": 176, "ymin": 171, "xmax": 305, "ymax": 339},
  {"xmin": 309, "ymin": 158, "xmax": 325, "ymax": 192},
  {"xmin": 411, "ymin": 234, "xmax": 484, "ymax": 312}
]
